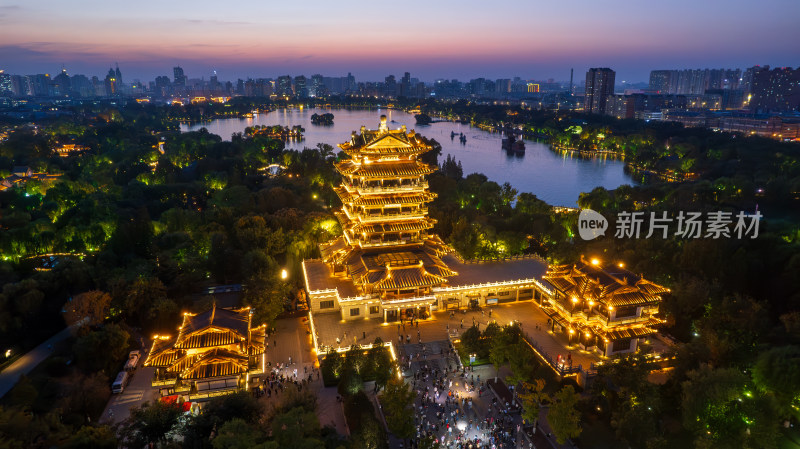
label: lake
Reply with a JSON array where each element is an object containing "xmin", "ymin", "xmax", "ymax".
[{"xmin": 182, "ymin": 108, "xmax": 636, "ymax": 207}]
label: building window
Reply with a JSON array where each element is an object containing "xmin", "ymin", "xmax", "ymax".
[
  {"xmin": 350, "ymin": 308, "xmax": 360, "ymax": 317},
  {"xmin": 319, "ymin": 300, "xmax": 334, "ymax": 309},
  {"xmin": 498, "ymin": 291, "xmax": 510, "ymax": 296},
  {"xmin": 369, "ymin": 306, "xmax": 380, "ymax": 314}
]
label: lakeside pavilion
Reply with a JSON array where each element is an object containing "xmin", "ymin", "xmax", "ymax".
[{"xmin": 302, "ymin": 117, "xmax": 669, "ymax": 358}]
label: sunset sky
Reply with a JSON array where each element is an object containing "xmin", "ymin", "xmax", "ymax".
[{"xmin": 1, "ymin": 0, "xmax": 798, "ymax": 82}]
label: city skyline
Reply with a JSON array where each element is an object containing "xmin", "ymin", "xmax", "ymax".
[{"xmin": 2, "ymin": 0, "xmax": 799, "ymax": 83}]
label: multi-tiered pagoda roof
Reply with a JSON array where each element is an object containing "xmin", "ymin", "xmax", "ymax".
[
  {"xmin": 321, "ymin": 116, "xmax": 455, "ymax": 299},
  {"xmin": 144, "ymin": 305, "xmax": 265, "ymax": 382}
]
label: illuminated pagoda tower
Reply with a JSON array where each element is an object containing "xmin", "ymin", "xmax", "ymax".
[
  {"xmin": 318, "ymin": 115, "xmax": 455, "ymax": 318},
  {"xmin": 542, "ymin": 257, "xmax": 669, "ymax": 356},
  {"xmin": 143, "ymin": 305, "xmax": 266, "ymax": 398}
]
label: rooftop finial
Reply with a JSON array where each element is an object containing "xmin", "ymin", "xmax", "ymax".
[{"xmin": 379, "ymin": 115, "xmax": 388, "ymax": 132}]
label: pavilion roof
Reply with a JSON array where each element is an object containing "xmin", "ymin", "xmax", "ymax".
[
  {"xmin": 334, "ymin": 187, "xmax": 436, "ymax": 206},
  {"xmin": 174, "ymin": 305, "xmax": 251, "ymax": 349},
  {"xmin": 180, "ymin": 348, "xmax": 249, "ymax": 380},
  {"xmin": 335, "ymin": 160, "xmax": 435, "ymax": 179},
  {"xmin": 338, "ymin": 125, "xmax": 433, "ymax": 157},
  {"xmin": 543, "ymin": 261, "xmax": 668, "ymax": 308},
  {"xmin": 373, "ymin": 264, "xmax": 449, "ymax": 290},
  {"xmin": 350, "ymin": 220, "xmax": 434, "ymax": 235}
]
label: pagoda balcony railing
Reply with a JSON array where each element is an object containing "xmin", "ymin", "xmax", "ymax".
[
  {"xmin": 359, "ymin": 209, "xmax": 428, "ymax": 222},
  {"xmin": 360, "ymin": 238, "xmax": 422, "ymax": 248},
  {"xmin": 549, "ymin": 299, "xmax": 649, "ymax": 327},
  {"xmin": 607, "ymin": 314, "xmax": 650, "ymax": 327},
  {"xmin": 351, "ymin": 182, "xmax": 428, "ymax": 195}
]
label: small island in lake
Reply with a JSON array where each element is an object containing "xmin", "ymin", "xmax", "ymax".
[
  {"xmin": 415, "ymin": 113, "xmax": 433, "ymax": 125},
  {"xmin": 244, "ymin": 124, "xmax": 304, "ymax": 139},
  {"xmin": 311, "ymin": 112, "xmax": 334, "ymax": 125}
]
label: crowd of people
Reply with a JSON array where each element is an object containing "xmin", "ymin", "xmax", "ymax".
[
  {"xmin": 398, "ymin": 340, "xmax": 532, "ymax": 449},
  {"xmin": 252, "ymin": 360, "xmax": 319, "ymax": 400}
]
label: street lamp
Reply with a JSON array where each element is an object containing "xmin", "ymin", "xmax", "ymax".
[{"xmin": 281, "ymin": 269, "xmax": 288, "ymax": 280}]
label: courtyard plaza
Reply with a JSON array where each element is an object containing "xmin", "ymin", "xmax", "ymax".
[{"xmin": 311, "ymin": 301, "xmax": 606, "ymax": 375}]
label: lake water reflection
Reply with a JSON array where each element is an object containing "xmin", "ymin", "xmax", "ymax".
[{"xmin": 182, "ymin": 108, "xmax": 636, "ymax": 207}]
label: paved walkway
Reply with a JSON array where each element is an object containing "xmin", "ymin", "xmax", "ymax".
[
  {"xmin": 312, "ymin": 302, "xmax": 603, "ymax": 373},
  {"xmin": 0, "ymin": 319, "xmax": 86, "ymax": 398},
  {"xmin": 266, "ymin": 316, "xmax": 348, "ymax": 435}
]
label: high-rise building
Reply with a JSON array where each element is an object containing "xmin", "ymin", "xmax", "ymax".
[
  {"xmin": 584, "ymin": 68, "xmax": 615, "ymax": 114},
  {"xmin": 649, "ymin": 70, "xmax": 672, "ymax": 93},
  {"xmin": 27, "ymin": 74, "xmax": 51, "ymax": 96},
  {"xmin": 154, "ymin": 76, "xmax": 170, "ymax": 96},
  {"xmin": 399, "ymin": 72, "xmax": 411, "ymax": 97},
  {"xmin": 740, "ymin": 65, "xmax": 764, "ymax": 95},
  {"xmin": 104, "ymin": 68, "xmax": 118, "ymax": 96},
  {"xmin": 173, "ymin": 66, "xmax": 186, "ymax": 87},
  {"xmin": 384, "ymin": 75, "xmax": 397, "ymax": 97},
  {"xmin": 309, "ymin": 74, "xmax": 324, "ymax": 97},
  {"xmin": 293, "ymin": 75, "xmax": 307, "ymax": 98},
  {"xmin": 274, "ymin": 76, "xmax": 291, "ymax": 96},
  {"xmin": 52, "ymin": 69, "xmax": 71, "ymax": 96},
  {"xmin": 750, "ymin": 66, "xmax": 800, "ymax": 113},
  {"xmin": 0, "ymin": 70, "xmax": 14, "ymax": 97},
  {"xmin": 70, "ymin": 74, "xmax": 93, "ymax": 97}
]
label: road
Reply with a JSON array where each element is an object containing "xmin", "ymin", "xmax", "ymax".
[
  {"xmin": 100, "ymin": 366, "xmax": 158, "ymax": 425},
  {"xmin": 0, "ymin": 319, "xmax": 86, "ymax": 398}
]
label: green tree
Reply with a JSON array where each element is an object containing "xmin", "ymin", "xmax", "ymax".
[
  {"xmin": 368, "ymin": 340, "xmax": 394, "ymax": 393},
  {"xmin": 271, "ymin": 406, "xmax": 325, "ymax": 449},
  {"xmin": 519, "ymin": 379, "xmax": 549, "ymax": 427},
  {"xmin": 73, "ymin": 324, "xmax": 130, "ymax": 374},
  {"xmin": 124, "ymin": 277, "xmax": 167, "ymax": 326},
  {"xmin": 118, "ymin": 400, "xmax": 182, "ymax": 448},
  {"xmin": 752, "ymin": 345, "xmax": 800, "ymax": 415},
  {"xmin": 548, "ymin": 385, "xmax": 581, "ymax": 444},
  {"xmin": 382, "ymin": 377, "xmax": 415, "ymax": 443},
  {"xmin": 212, "ymin": 418, "xmax": 263, "ymax": 449},
  {"xmin": 67, "ymin": 290, "xmax": 112, "ymax": 329},
  {"xmin": 681, "ymin": 366, "xmax": 753, "ymax": 448},
  {"xmin": 62, "ymin": 425, "xmax": 118, "ymax": 449}
]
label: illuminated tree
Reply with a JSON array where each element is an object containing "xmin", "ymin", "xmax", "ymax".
[
  {"xmin": 548, "ymin": 385, "xmax": 581, "ymax": 444},
  {"xmin": 68, "ymin": 290, "xmax": 111, "ymax": 328},
  {"xmin": 381, "ymin": 378, "xmax": 415, "ymax": 442},
  {"xmin": 519, "ymin": 379, "xmax": 549, "ymax": 427}
]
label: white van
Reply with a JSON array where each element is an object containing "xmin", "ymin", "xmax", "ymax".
[
  {"xmin": 124, "ymin": 351, "xmax": 141, "ymax": 372},
  {"xmin": 112, "ymin": 371, "xmax": 129, "ymax": 394}
]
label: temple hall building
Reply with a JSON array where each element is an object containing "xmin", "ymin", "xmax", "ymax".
[
  {"xmin": 303, "ymin": 116, "xmax": 552, "ymax": 323},
  {"xmin": 143, "ymin": 305, "xmax": 266, "ymax": 399},
  {"xmin": 541, "ymin": 257, "xmax": 668, "ymax": 356}
]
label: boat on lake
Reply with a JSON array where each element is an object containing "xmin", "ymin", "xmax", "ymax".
[{"xmin": 502, "ymin": 131, "xmax": 525, "ymax": 152}]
